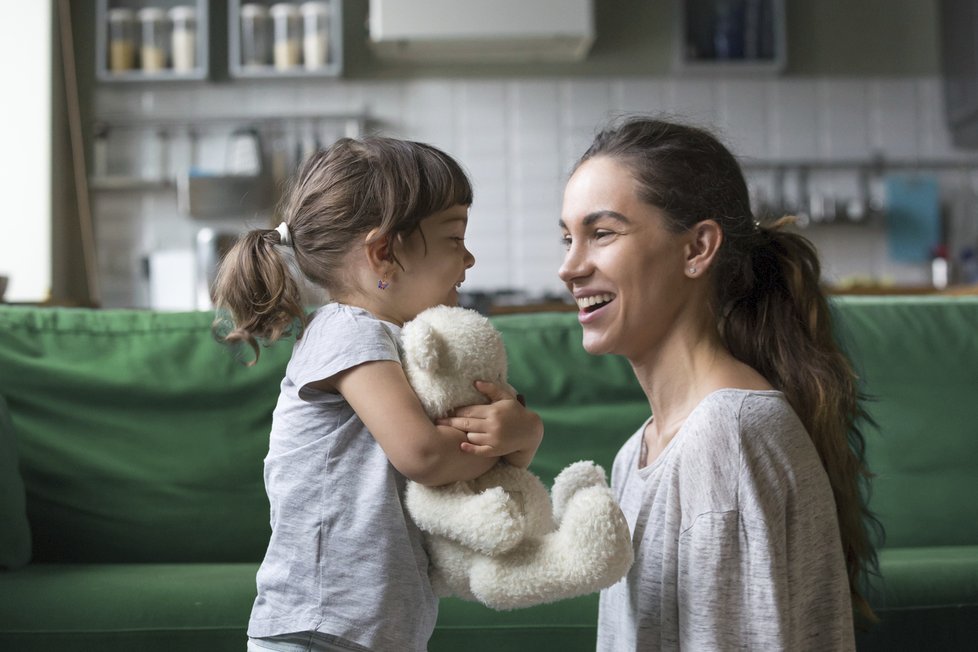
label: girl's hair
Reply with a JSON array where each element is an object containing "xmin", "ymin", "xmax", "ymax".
[
  {"xmin": 213, "ymin": 136, "xmax": 473, "ymax": 362},
  {"xmin": 576, "ymin": 116, "xmax": 880, "ymax": 622}
]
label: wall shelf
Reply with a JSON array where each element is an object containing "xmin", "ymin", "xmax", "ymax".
[
  {"xmin": 675, "ymin": 0, "xmax": 786, "ymax": 74},
  {"xmin": 228, "ymin": 0, "xmax": 343, "ymax": 79},
  {"xmin": 96, "ymin": 0, "xmax": 210, "ymax": 82}
]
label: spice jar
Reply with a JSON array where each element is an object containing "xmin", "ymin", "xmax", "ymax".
[
  {"xmin": 137, "ymin": 7, "xmax": 169, "ymax": 73},
  {"xmin": 300, "ymin": 2, "xmax": 330, "ymax": 70},
  {"xmin": 107, "ymin": 8, "xmax": 136, "ymax": 73},
  {"xmin": 169, "ymin": 6, "xmax": 197, "ymax": 73},
  {"xmin": 270, "ymin": 3, "xmax": 301, "ymax": 70},
  {"xmin": 240, "ymin": 3, "xmax": 272, "ymax": 68}
]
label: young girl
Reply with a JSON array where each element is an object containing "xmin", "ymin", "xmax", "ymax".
[
  {"xmin": 213, "ymin": 136, "xmax": 543, "ymax": 652},
  {"xmin": 558, "ymin": 117, "xmax": 879, "ymax": 650}
]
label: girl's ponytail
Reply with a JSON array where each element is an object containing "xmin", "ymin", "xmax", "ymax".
[{"xmin": 212, "ymin": 226, "xmax": 304, "ymax": 364}]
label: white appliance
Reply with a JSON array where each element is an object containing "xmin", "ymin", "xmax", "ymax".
[{"xmin": 367, "ymin": 0, "xmax": 594, "ymax": 63}]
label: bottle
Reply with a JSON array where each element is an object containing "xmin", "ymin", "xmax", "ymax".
[
  {"xmin": 169, "ymin": 6, "xmax": 197, "ymax": 73},
  {"xmin": 270, "ymin": 3, "xmax": 302, "ymax": 70},
  {"xmin": 107, "ymin": 8, "xmax": 136, "ymax": 73},
  {"xmin": 137, "ymin": 7, "xmax": 170, "ymax": 73},
  {"xmin": 300, "ymin": 2, "xmax": 331, "ymax": 70},
  {"xmin": 931, "ymin": 244, "xmax": 949, "ymax": 290},
  {"xmin": 240, "ymin": 3, "xmax": 272, "ymax": 68}
]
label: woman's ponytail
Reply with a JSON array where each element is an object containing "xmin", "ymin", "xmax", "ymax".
[
  {"xmin": 718, "ymin": 217, "xmax": 880, "ymax": 623},
  {"xmin": 212, "ymin": 226, "xmax": 305, "ymax": 365}
]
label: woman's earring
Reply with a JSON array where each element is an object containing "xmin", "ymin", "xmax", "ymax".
[
  {"xmin": 378, "ymin": 279, "xmax": 390, "ymax": 290},
  {"xmin": 688, "ymin": 267, "xmax": 697, "ymax": 275}
]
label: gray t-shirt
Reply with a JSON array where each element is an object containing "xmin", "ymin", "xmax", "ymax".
[
  {"xmin": 598, "ymin": 389, "xmax": 855, "ymax": 651},
  {"xmin": 248, "ymin": 303, "xmax": 437, "ymax": 652}
]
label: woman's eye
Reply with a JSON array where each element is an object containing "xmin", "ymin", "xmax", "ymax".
[
  {"xmin": 594, "ymin": 229, "xmax": 614, "ymax": 239},
  {"xmin": 560, "ymin": 234, "xmax": 572, "ymax": 249}
]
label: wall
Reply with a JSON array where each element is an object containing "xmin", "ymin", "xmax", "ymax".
[{"xmin": 77, "ymin": 0, "xmax": 978, "ymax": 309}]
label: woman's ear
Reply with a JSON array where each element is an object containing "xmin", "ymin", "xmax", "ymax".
[{"xmin": 684, "ymin": 219, "xmax": 723, "ymax": 277}]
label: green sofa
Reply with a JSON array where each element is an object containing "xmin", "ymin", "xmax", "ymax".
[{"xmin": 0, "ymin": 297, "xmax": 976, "ymax": 651}]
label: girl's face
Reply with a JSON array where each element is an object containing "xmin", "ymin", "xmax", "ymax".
[
  {"xmin": 392, "ymin": 204, "xmax": 475, "ymax": 321},
  {"xmin": 558, "ymin": 157, "xmax": 693, "ymax": 361}
]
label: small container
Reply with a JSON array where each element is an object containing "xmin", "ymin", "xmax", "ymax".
[
  {"xmin": 107, "ymin": 8, "xmax": 137, "ymax": 73},
  {"xmin": 240, "ymin": 3, "xmax": 272, "ymax": 67},
  {"xmin": 137, "ymin": 7, "xmax": 170, "ymax": 73},
  {"xmin": 169, "ymin": 6, "xmax": 197, "ymax": 73},
  {"xmin": 300, "ymin": 2, "xmax": 330, "ymax": 70},
  {"xmin": 270, "ymin": 3, "xmax": 302, "ymax": 70}
]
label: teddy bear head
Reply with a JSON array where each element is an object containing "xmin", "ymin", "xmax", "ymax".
[{"xmin": 401, "ymin": 306, "xmax": 508, "ymax": 419}]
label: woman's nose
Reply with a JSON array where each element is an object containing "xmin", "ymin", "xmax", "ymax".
[
  {"xmin": 463, "ymin": 245, "xmax": 475, "ymax": 269},
  {"xmin": 558, "ymin": 243, "xmax": 586, "ymax": 284}
]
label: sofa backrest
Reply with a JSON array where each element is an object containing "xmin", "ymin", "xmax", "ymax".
[
  {"xmin": 0, "ymin": 307, "xmax": 292, "ymax": 563},
  {"xmin": 830, "ymin": 296, "xmax": 978, "ymax": 549},
  {"xmin": 1, "ymin": 297, "xmax": 975, "ymax": 563}
]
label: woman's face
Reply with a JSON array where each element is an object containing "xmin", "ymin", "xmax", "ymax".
[{"xmin": 558, "ymin": 157, "xmax": 694, "ymax": 360}]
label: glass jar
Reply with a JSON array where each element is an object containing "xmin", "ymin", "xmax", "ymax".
[
  {"xmin": 137, "ymin": 7, "xmax": 170, "ymax": 73},
  {"xmin": 168, "ymin": 6, "xmax": 197, "ymax": 73},
  {"xmin": 240, "ymin": 3, "xmax": 272, "ymax": 68},
  {"xmin": 107, "ymin": 8, "xmax": 136, "ymax": 73},
  {"xmin": 270, "ymin": 3, "xmax": 301, "ymax": 71},
  {"xmin": 300, "ymin": 2, "xmax": 330, "ymax": 70}
]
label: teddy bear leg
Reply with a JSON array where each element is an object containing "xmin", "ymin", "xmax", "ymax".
[
  {"xmin": 407, "ymin": 482, "xmax": 528, "ymax": 556},
  {"xmin": 550, "ymin": 460, "xmax": 609, "ymax": 524},
  {"xmin": 468, "ymin": 484, "xmax": 634, "ymax": 610}
]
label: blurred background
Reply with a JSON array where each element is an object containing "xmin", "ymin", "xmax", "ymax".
[{"xmin": 2, "ymin": 0, "xmax": 978, "ymax": 311}]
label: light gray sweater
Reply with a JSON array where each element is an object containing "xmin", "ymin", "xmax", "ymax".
[{"xmin": 597, "ymin": 389, "xmax": 855, "ymax": 651}]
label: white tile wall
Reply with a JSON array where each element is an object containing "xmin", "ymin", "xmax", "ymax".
[{"xmin": 91, "ymin": 75, "xmax": 977, "ymax": 309}]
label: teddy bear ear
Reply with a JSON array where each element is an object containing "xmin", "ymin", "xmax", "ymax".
[{"xmin": 403, "ymin": 320, "xmax": 444, "ymax": 373}]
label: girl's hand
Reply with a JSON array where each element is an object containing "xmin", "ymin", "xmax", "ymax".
[{"xmin": 435, "ymin": 380, "xmax": 544, "ymax": 468}]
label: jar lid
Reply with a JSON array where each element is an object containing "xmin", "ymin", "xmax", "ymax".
[
  {"xmin": 137, "ymin": 7, "xmax": 168, "ymax": 21},
  {"xmin": 270, "ymin": 3, "xmax": 301, "ymax": 17},
  {"xmin": 240, "ymin": 3, "xmax": 271, "ymax": 18},
  {"xmin": 168, "ymin": 6, "xmax": 197, "ymax": 21},
  {"xmin": 107, "ymin": 8, "xmax": 135, "ymax": 21},
  {"xmin": 300, "ymin": 1, "xmax": 330, "ymax": 16}
]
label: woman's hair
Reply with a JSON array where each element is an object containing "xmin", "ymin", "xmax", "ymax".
[
  {"xmin": 212, "ymin": 136, "xmax": 473, "ymax": 362},
  {"xmin": 576, "ymin": 115, "xmax": 881, "ymax": 622}
]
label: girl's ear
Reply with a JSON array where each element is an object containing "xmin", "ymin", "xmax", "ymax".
[
  {"xmin": 364, "ymin": 228, "xmax": 394, "ymax": 277},
  {"xmin": 684, "ymin": 219, "xmax": 723, "ymax": 276}
]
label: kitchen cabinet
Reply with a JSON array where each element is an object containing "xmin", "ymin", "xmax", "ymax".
[
  {"xmin": 229, "ymin": 1, "xmax": 343, "ymax": 79},
  {"xmin": 675, "ymin": 0, "xmax": 786, "ymax": 73},
  {"xmin": 96, "ymin": 0, "xmax": 209, "ymax": 82},
  {"xmin": 939, "ymin": 0, "xmax": 978, "ymax": 148}
]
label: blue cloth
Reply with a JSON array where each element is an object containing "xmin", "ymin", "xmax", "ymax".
[{"xmin": 884, "ymin": 174, "xmax": 941, "ymax": 264}]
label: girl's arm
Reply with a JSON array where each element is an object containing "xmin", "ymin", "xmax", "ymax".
[
  {"xmin": 328, "ymin": 360, "xmax": 540, "ymax": 487},
  {"xmin": 436, "ymin": 380, "xmax": 543, "ymax": 469}
]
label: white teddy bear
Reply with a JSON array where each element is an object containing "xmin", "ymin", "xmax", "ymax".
[{"xmin": 402, "ymin": 305, "xmax": 634, "ymax": 610}]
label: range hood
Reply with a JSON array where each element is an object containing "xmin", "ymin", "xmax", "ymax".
[{"xmin": 368, "ymin": 0, "xmax": 595, "ymax": 63}]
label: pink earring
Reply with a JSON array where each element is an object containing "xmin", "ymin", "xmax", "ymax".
[{"xmin": 377, "ymin": 279, "xmax": 390, "ymax": 290}]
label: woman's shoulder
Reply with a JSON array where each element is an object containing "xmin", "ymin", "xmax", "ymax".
[{"xmin": 682, "ymin": 389, "xmax": 799, "ymax": 456}]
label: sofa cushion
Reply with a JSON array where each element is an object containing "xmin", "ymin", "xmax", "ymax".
[
  {"xmin": 0, "ymin": 395, "xmax": 31, "ymax": 570},
  {"xmin": 0, "ymin": 307, "xmax": 292, "ymax": 563},
  {"xmin": 0, "ymin": 563, "xmax": 257, "ymax": 652},
  {"xmin": 831, "ymin": 297, "xmax": 978, "ymax": 548},
  {"xmin": 869, "ymin": 546, "xmax": 978, "ymax": 609}
]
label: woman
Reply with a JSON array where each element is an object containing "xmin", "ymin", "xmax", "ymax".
[{"xmin": 558, "ymin": 117, "xmax": 878, "ymax": 650}]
